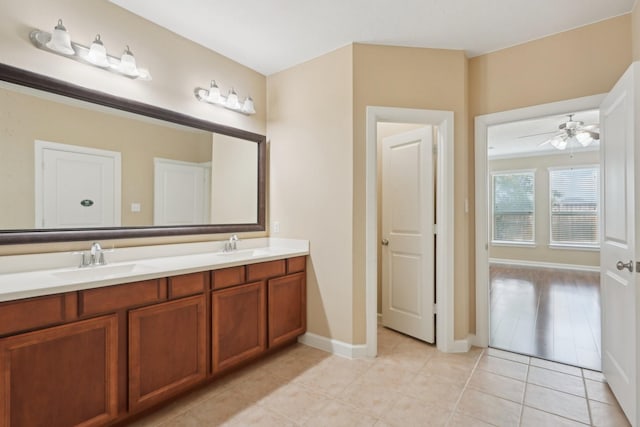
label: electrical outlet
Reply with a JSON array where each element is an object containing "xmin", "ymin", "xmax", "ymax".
[
  {"xmin": 273, "ymin": 221, "xmax": 280, "ymax": 233},
  {"xmin": 131, "ymin": 202, "xmax": 141, "ymax": 212}
]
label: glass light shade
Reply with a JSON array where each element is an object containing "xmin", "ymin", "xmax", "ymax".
[
  {"xmin": 46, "ymin": 19, "xmax": 74, "ymax": 55},
  {"xmin": 226, "ymin": 89, "xmax": 240, "ymax": 109},
  {"xmin": 86, "ymin": 34, "xmax": 109, "ymax": 67},
  {"xmin": 575, "ymin": 131, "xmax": 593, "ymax": 147},
  {"xmin": 119, "ymin": 46, "xmax": 138, "ymax": 76},
  {"xmin": 207, "ymin": 80, "xmax": 221, "ymax": 103},
  {"xmin": 549, "ymin": 135, "xmax": 567, "ymax": 150},
  {"xmin": 242, "ymin": 96, "xmax": 256, "ymax": 114}
]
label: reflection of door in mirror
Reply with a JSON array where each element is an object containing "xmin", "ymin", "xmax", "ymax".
[
  {"xmin": 154, "ymin": 158, "xmax": 211, "ymax": 226},
  {"xmin": 35, "ymin": 140, "xmax": 121, "ymax": 228}
]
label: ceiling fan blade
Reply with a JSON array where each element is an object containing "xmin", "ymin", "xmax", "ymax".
[{"xmin": 517, "ymin": 130, "xmax": 557, "ymax": 139}]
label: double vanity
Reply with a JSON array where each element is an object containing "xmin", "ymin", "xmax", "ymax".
[{"xmin": 0, "ymin": 238, "xmax": 309, "ymax": 427}]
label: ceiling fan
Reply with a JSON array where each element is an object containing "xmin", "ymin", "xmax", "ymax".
[{"xmin": 540, "ymin": 114, "xmax": 600, "ymax": 150}]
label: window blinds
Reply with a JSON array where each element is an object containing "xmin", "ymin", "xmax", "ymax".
[
  {"xmin": 549, "ymin": 166, "xmax": 600, "ymax": 246},
  {"xmin": 492, "ymin": 172, "xmax": 535, "ymax": 243}
]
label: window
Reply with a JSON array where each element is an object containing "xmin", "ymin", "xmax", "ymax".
[
  {"xmin": 549, "ymin": 166, "xmax": 600, "ymax": 247},
  {"xmin": 492, "ymin": 171, "xmax": 535, "ymax": 244}
]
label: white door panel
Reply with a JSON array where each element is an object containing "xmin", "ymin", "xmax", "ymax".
[
  {"xmin": 36, "ymin": 141, "xmax": 121, "ymax": 228},
  {"xmin": 600, "ymin": 62, "xmax": 638, "ymax": 426},
  {"xmin": 382, "ymin": 126, "xmax": 435, "ymax": 343}
]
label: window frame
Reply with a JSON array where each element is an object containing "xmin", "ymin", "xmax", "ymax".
[
  {"xmin": 491, "ymin": 169, "xmax": 536, "ymax": 247},
  {"xmin": 548, "ymin": 164, "xmax": 600, "ymax": 250}
]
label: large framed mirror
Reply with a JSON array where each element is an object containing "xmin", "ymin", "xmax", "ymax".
[{"xmin": 0, "ymin": 63, "xmax": 266, "ymax": 245}]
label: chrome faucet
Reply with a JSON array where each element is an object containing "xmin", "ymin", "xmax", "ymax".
[
  {"xmin": 80, "ymin": 242, "xmax": 107, "ymax": 267},
  {"xmin": 223, "ymin": 234, "xmax": 239, "ymax": 252}
]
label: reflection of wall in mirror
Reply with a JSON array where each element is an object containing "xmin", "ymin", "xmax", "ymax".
[
  {"xmin": 211, "ymin": 134, "xmax": 258, "ymax": 224},
  {"xmin": 0, "ymin": 84, "xmax": 211, "ymax": 229}
]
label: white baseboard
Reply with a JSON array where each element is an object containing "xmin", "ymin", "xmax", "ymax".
[
  {"xmin": 489, "ymin": 258, "xmax": 599, "ymax": 273},
  {"xmin": 297, "ymin": 332, "xmax": 369, "ymax": 359},
  {"xmin": 448, "ymin": 337, "xmax": 472, "ymax": 353}
]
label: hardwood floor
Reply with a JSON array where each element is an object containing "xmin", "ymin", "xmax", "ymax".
[{"xmin": 490, "ymin": 264, "xmax": 601, "ymax": 371}]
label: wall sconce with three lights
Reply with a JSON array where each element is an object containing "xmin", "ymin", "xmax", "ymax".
[
  {"xmin": 30, "ymin": 19, "xmax": 151, "ymax": 80},
  {"xmin": 194, "ymin": 80, "xmax": 256, "ymax": 115}
]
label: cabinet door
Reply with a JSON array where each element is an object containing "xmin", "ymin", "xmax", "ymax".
[
  {"xmin": 268, "ymin": 272, "xmax": 306, "ymax": 348},
  {"xmin": 0, "ymin": 315, "xmax": 118, "ymax": 427},
  {"xmin": 212, "ymin": 281, "xmax": 266, "ymax": 373},
  {"xmin": 129, "ymin": 295, "xmax": 206, "ymax": 412}
]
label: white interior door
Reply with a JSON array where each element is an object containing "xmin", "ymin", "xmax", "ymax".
[
  {"xmin": 381, "ymin": 126, "xmax": 435, "ymax": 343},
  {"xmin": 36, "ymin": 141, "xmax": 121, "ymax": 228},
  {"xmin": 154, "ymin": 158, "xmax": 211, "ymax": 226},
  {"xmin": 600, "ymin": 62, "xmax": 639, "ymax": 426}
]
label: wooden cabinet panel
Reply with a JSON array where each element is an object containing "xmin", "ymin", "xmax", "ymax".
[
  {"xmin": 286, "ymin": 256, "xmax": 306, "ymax": 274},
  {"xmin": 79, "ymin": 279, "xmax": 165, "ymax": 316},
  {"xmin": 212, "ymin": 281, "xmax": 266, "ymax": 373},
  {"xmin": 129, "ymin": 295, "xmax": 207, "ymax": 412},
  {"xmin": 246, "ymin": 260, "xmax": 286, "ymax": 282},
  {"xmin": 212, "ymin": 266, "xmax": 245, "ymax": 290},
  {"xmin": 0, "ymin": 293, "xmax": 77, "ymax": 336},
  {"xmin": 168, "ymin": 272, "xmax": 207, "ymax": 299},
  {"xmin": 0, "ymin": 315, "xmax": 118, "ymax": 427},
  {"xmin": 268, "ymin": 273, "xmax": 306, "ymax": 347}
]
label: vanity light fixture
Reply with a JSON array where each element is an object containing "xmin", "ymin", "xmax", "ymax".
[
  {"xmin": 30, "ymin": 19, "xmax": 151, "ymax": 80},
  {"xmin": 194, "ymin": 80, "xmax": 256, "ymax": 115}
]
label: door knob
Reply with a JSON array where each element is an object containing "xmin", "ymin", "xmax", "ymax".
[
  {"xmin": 381, "ymin": 239, "xmax": 389, "ymax": 246},
  {"xmin": 616, "ymin": 260, "xmax": 634, "ymax": 272}
]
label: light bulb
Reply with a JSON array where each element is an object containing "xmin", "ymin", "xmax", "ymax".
[
  {"xmin": 226, "ymin": 88, "xmax": 240, "ymax": 109},
  {"xmin": 207, "ymin": 80, "xmax": 221, "ymax": 103},
  {"xmin": 119, "ymin": 45, "xmax": 138, "ymax": 76},
  {"xmin": 86, "ymin": 34, "xmax": 109, "ymax": 67},
  {"xmin": 242, "ymin": 96, "xmax": 256, "ymax": 114},
  {"xmin": 46, "ymin": 19, "xmax": 74, "ymax": 55},
  {"xmin": 549, "ymin": 135, "xmax": 567, "ymax": 150},
  {"xmin": 575, "ymin": 132, "xmax": 593, "ymax": 147}
]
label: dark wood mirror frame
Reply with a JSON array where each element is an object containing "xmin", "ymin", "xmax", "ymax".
[{"xmin": 0, "ymin": 63, "xmax": 266, "ymax": 245}]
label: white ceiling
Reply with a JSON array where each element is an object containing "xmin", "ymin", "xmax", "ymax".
[
  {"xmin": 110, "ymin": 0, "xmax": 634, "ymax": 76},
  {"xmin": 487, "ymin": 109, "xmax": 600, "ymax": 158}
]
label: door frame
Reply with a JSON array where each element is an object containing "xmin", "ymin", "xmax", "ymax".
[
  {"xmin": 366, "ymin": 106, "xmax": 454, "ymax": 356},
  {"xmin": 473, "ymin": 94, "xmax": 605, "ymax": 347},
  {"xmin": 34, "ymin": 140, "xmax": 122, "ymax": 228}
]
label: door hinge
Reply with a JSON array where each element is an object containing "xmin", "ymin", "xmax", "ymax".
[
  {"xmin": 433, "ymin": 224, "xmax": 438, "ymax": 235},
  {"xmin": 433, "ymin": 303, "xmax": 438, "ymax": 314},
  {"xmin": 432, "ymin": 144, "xmax": 438, "ymax": 155}
]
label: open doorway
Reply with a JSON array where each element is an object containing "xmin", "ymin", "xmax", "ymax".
[{"xmin": 486, "ymin": 110, "xmax": 601, "ymax": 370}]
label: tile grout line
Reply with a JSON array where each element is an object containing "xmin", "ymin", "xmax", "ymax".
[
  {"xmin": 517, "ymin": 357, "xmax": 531, "ymax": 426},
  {"xmin": 444, "ymin": 347, "xmax": 487, "ymax": 426},
  {"xmin": 582, "ymin": 369, "xmax": 594, "ymax": 426}
]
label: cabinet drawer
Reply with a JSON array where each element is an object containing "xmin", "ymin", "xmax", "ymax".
[
  {"xmin": 287, "ymin": 256, "xmax": 306, "ymax": 274},
  {"xmin": 79, "ymin": 279, "xmax": 165, "ymax": 316},
  {"xmin": 246, "ymin": 260, "xmax": 286, "ymax": 281},
  {"xmin": 0, "ymin": 293, "xmax": 77, "ymax": 336},
  {"xmin": 168, "ymin": 272, "xmax": 207, "ymax": 298},
  {"xmin": 212, "ymin": 266, "xmax": 246, "ymax": 290}
]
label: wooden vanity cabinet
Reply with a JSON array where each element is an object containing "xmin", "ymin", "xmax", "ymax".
[
  {"xmin": 128, "ymin": 294, "xmax": 207, "ymax": 412},
  {"xmin": 0, "ymin": 315, "xmax": 118, "ymax": 427},
  {"xmin": 212, "ymin": 281, "xmax": 266, "ymax": 373},
  {"xmin": 268, "ymin": 271, "xmax": 306, "ymax": 348}
]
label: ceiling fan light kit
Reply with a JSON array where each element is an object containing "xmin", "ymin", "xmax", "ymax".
[{"xmin": 544, "ymin": 114, "xmax": 600, "ymax": 151}]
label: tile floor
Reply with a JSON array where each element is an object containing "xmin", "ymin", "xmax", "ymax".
[{"xmin": 131, "ymin": 326, "xmax": 629, "ymax": 426}]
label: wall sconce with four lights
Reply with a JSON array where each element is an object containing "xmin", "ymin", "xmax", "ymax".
[
  {"xmin": 30, "ymin": 19, "xmax": 151, "ymax": 80},
  {"xmin": 194, "ymin": 80, "xmax": 256, "ymax": 115}
]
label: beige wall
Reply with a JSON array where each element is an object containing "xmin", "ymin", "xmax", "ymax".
[
  {"xmin": 0, "ymin": 0, "xmax": 267, "ymax": 255},
  {"xmin": 0, "ymin": 85, "xmax": 212, "ymax": 228},
  {"xmin": 489, "ymin": 150, "xmax": 600, "ymax": 267},
  {"xmin": 267, "ymin": 46, "xmax": 354, "ymax": 343},
  {"xmin": 468, "ymin": 14, "xmax": 632, "ymax": 334},
  {"xmin": 354, "ymin": 44, "xmax": 470, "ymax": 341},
  {"xmin": 211, "ymin": 134, "xmax": 258, "ymax": 224}
]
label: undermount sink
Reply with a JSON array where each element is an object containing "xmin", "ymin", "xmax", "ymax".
[
  {"xmin": 52, "ymin": 263, "xmax": 151, "ymax": 281},
  {"xmin": 215, "ymin": 248, "xmax": 276, "ymax": 258}
]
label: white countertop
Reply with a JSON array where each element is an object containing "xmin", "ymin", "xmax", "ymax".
[{"xmin": 0, "ymin": 238, "xmax": 309, "ymax": 302}]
